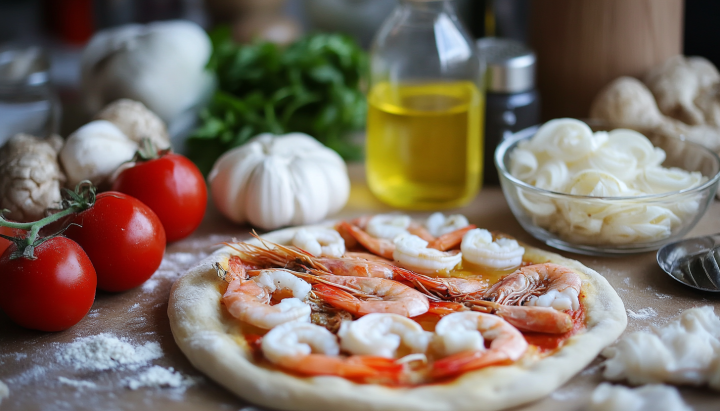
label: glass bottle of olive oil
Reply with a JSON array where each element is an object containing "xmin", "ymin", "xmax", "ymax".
[{"xmin": 367, "ymin": 0, "xmax": 484, "ymax": 209}]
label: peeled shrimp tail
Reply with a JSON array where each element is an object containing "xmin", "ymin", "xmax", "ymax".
[
  {"xmin": 408, "ymin": 222, "xmax": 435, "ymax": 242},
  {"xmin": 396, "ymin": 270, "xmax": 488, "ymax": 302},
  {"xmin": 311, "ymin": 276, "xmax": 430, "ymax": 317},
  {"xmin": 279, "ymin": 354, "xmax": 403, "ymax": 380},
  {"xmin": 338, "ymin": 221, "xmax": 396, "ymax": 259},
  {"xmin": 427, "ymin": 225, "xmax": 477, "ymax": 251},
  {"xmin": 469, "ymin": 300, "xmax": 574, "ymax": 334},
  {"xmin": 226, "ymin": 235, "xmax": 332, "ymax": 273},
  {"xmin": 427, "ymin": 301, "xmax": 469, "ymax": 317},
  {"xmin": 431, "ymin": 349, "xmax": 512, "ymax": 379}
]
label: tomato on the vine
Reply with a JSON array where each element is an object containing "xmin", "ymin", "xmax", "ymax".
[
  {"xmin": 0, "ymin": 236, "xmax": 96, "ymax": 332},
  {"xmin": 0, "ymin": 226, "xmax": 16, "ymax": 255},
  {"xmin": 112, "ymin": 152, "xmax": 207, "ymax": 242},
  {"xmin": 65, "ymin": 192, "xmax": 166, "ymax": 292}
]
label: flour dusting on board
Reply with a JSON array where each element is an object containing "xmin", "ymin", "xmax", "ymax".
[
  {"xmin": 58, "ymin": 377, "xmax": 97, "ymax": 389},
  {"xmin": 0, "ymin": 380, "xmax": 9, "ymax": 404},
  {"xmin": 142, "ymin": 251, "xmax": 208, "ymax": 294},
  {"xmin": 124, "ymin": 366, "xmax": 198, "ymax": 390},
  {"xmin": 56, "ymin": 333, "xmax": 163, "ymax": 371},
  {"xmin": 626, "ymin": 307, "xmax": 657, "ymax": 320}
]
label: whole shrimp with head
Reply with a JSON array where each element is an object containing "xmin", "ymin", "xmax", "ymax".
[
  {"xmin": 473, "ymin": 263, "xmax": 582, "ymax": 334},
  {"xmin": 484, "ymin": 263, "xmax": 582, "ymax": 311},
  {"xmin": 261, "ymin": 321, "xmax": 403, "ymax": 382},
  {"xmin": 396, "ymin": 270, "xmax": 488, "ymax": 302},
  {"xmin": 397, "ymin": 267, "xmax": 574, "ymax": 334},
  {"xmin": 296, "ymin": 271, "xmax": 430, "ymax": 318},
  {"xmin": 226, "ymin": 235, "xmax": 404, "ymax": 280}
]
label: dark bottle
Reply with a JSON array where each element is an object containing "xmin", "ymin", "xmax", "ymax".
[{"xmin": 477, "ymin": 38, "xmax": 540, "ymax": 185}]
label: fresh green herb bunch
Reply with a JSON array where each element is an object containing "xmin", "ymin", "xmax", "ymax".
[{"xmin": 188, "ymin": 28, "xmax": 368, "ymax": 175}]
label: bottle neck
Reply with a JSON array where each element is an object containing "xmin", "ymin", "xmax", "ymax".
[{"xmin": 399, "ymin": 0, "xmax": 452, "ymax": 16}]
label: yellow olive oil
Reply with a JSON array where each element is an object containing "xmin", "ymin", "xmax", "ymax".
[{"xmin": 366, "ymin": 81, "xmax": 483, "ymax": 209}]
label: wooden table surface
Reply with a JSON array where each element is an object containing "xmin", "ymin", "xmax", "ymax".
[{"xmin": 2, "ymin": 165, "xmax": 720, "ymax": 411}]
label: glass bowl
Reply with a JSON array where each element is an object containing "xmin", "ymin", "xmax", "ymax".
[{"xmin": 495, "ymin": 125, "xmax": 720, "ymax": 256}]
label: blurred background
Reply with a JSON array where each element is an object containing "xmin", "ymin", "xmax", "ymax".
[
  {"xmin": 0, "ymin": 0, "xmax": 527, "ymax": 138},
  {"xmin": 0, "ymin": 0, "xmax": 718, "ymax": 170}
]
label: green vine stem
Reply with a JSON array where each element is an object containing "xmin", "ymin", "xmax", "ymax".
[
  {"xmin": 0, "ymin": 181, "xmax": 96, "ymax": 260},
  {"xmin": 130, "ymin": 138, "xmax": 171, "ymax": 163}
]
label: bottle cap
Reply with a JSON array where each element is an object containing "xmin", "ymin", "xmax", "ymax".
[{"xmin": 476, "ymin": 37, "xmax": 535, "ymax": 93}]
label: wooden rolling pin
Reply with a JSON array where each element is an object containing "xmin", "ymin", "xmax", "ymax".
[{"xmin": 530, "ymin": 0, "xmax": 683, "ymax": 120}]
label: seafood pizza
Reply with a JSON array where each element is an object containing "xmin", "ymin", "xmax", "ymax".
[{"xmin": 168, "ymin": 213, "xmax": 627, "ymax": 411}]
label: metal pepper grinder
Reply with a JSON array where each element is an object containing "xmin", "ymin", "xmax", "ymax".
[{"xmin": 477, "ymin": 38, "xmax": 540, "ymax": 185}]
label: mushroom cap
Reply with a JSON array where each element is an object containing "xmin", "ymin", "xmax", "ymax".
[{"xmin": 96, "ymin": 99, "xmax": 171, "ymax": 149}]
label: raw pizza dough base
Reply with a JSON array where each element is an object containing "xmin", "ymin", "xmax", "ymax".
[{"xmin": 168, "ymin": 225, "xmax": 627, "ymax": 411}]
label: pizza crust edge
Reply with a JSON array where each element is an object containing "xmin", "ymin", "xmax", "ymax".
[{"xmin": 168, "ymin": 225, "xmax": 627, "ymax": 411}]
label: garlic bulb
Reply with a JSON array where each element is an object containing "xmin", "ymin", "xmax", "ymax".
[
  {"xmin": 208, "ymin": 133, "xmax": 350, "ymax": 230},
  {"xmin": 59, "ymin": 120, "xmax": 138, "ymax": 187}
]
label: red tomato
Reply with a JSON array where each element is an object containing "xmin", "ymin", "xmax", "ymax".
[
  {"xmin": 112, "ymin": 153, "xmax": 207, "ymax": 242},
  {"xmin": 0, "ymin": 226, "xmax": 14, "ymax": 255},
  {"xmin": 65, "ymin": 192, "xmax": 166, "ymax": 292},
  {"xmin": 0, "ymin": 226, "xmax": 28, "ymax": 255},
  {"xmin": 0, "ymin": 236, "xmax": 96, "ymax": 332}
]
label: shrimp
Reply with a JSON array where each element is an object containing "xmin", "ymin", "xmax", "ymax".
[
  {"xmin": 304, "ymin": 274, "xmax": 430, "ymax": 317},
  {"xmin": 337, "ymin": 221, "xmax": 396, "ymax": 259},
  {"xmin": 393, "ymin": 234, "xmax": 462, "ymax": 275},
  {"xmin": 427, "ymin": 225, "xmax": 477, "ymax": 251},
  {"xmin": 222, "ymin": 269, "xmax": 312, "ymax": 329},
  {"xmin": 468, "ymin": 300, "xmax": 574, "ymax": 334},
  {"xmin": 291, "ymin": 228, "xmax": 345, "ymax": 258},
  {"xmin": 338, "ymin": 313, "xmax": 432, "ymax": 358},
  {"xmin": 343, "ymin": 251, "xmax": 395, "ymax": 264},
  {"xmin": 483, "ymin": 263, "xmax": 582, "ymax": 311},
  {"xmin": 460, "ymin": 228, "xmax": 525, "ymax": 269},
  {"xmin": 261, "ymin": 321, "xmax": 403, "ymax": 381},
  {"xmin": 395, "ymin": 270, "xmax": 488, "ymax": 302},
  {"xmin": 407, "ymin": 222, "xmax": 435, "ymax": 242},
  {"xmin": 425, "ymin": 212, "xmax": 470, "ymax": 237},
  {"xmin": 226, "ymin": 237, "xmax": 403, "ymax": 279},
  {"xmin": 431, "ymin": 312, "xmax": 528, "ymax": 379},
  {"xmin": 366, "ymin": 214, "xmax": 412, "ymax": 239}
]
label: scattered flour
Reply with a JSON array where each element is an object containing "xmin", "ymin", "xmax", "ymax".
[
  {"xmin": 588, "ymin": 383, "xmax": 691, "ymax": 411},
  {"xmin": 168, "ymin": 252, "xmax": 200, "ymax": 265},
  {"xmin": 0, "ymin": 380, "xmax": 8, "ymax": 404},
  {"xmin": 56, "ymin": 333, "xmax": 163, "ymax": 371},
  {"xmin": 58, "ymin": 377, "xmax": 97, "ymax": 389},
  {"xmin": 124, "ymin": 366, "xmax": 197, "ymax": 391},
  {"xmin": 655, "ymin": 293, "xmax": 672, "ymax": 300},
  {"xmin": 129, "ymin": 303, "xmax": 140, "ymax": 312},
  {"xmin": 626, "ymin": 308, "xmax": 657, "ymax": 320},
  {"xmin": 142, "ymin": 278, "xmax": 161, "ymax": 293}
]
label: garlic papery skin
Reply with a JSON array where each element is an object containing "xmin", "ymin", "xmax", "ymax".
[
  {"xmin": 208, "ymin": 133, "xmax": 350, "ymax": 230},
  {"xmin": 59, "ymin": 120, "xmax": 138, "ymax": 187}
]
